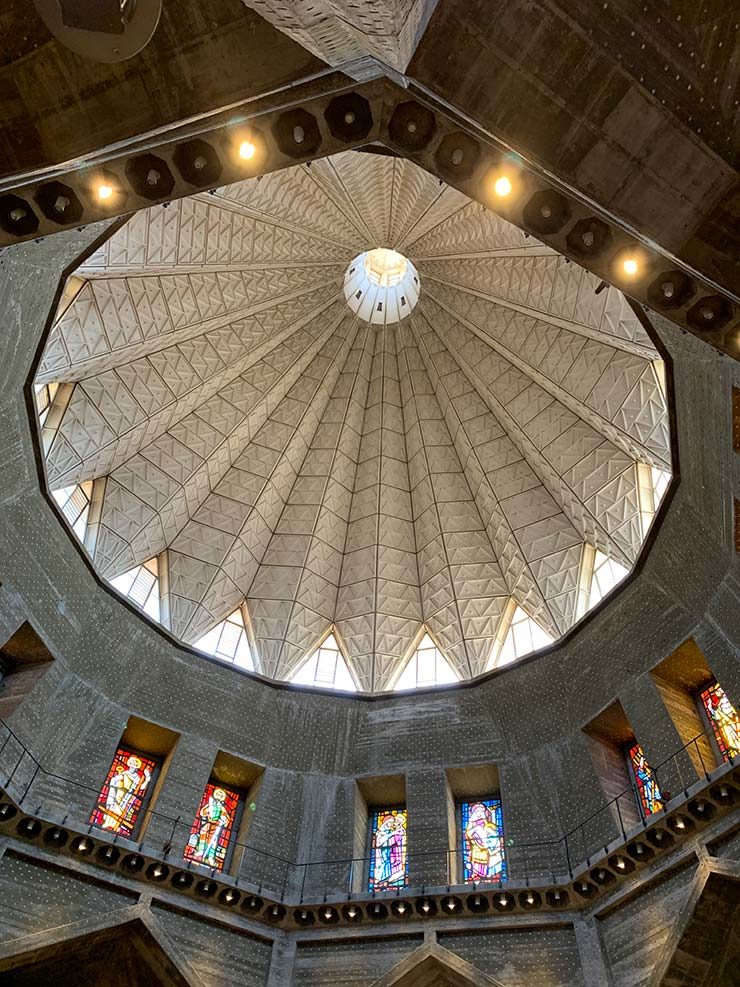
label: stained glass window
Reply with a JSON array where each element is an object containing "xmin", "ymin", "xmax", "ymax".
[
  {"xmin": 461, "ymin": 799, "xmax": 506, "ymax": 883},
  {"xmin": 394, "ymin": 633, "xmax": 458, "ymax": 690},
  {"xmin": 184, "ymin": 782, "xmax": 242, "ymax": 872},
  {"xmin": 290, "ymin": 633, "xmax": 357, "ymax": 691},
  {"xmin": 90, "ymin": 747, "xmax": 158, "ymax": 838},
  {"xmin": 52, "ymin": 481, "xmax": 93, "ymax": 543},
  {"xmin": 700, "ymin": 682, "xmax": 740, "ymax": 761},
  {"xmin": 368, "ymin": 807, "xmax": 408, "ymax": 892},
  {"xmin": 626, "ymin": 742, "xmax": 663, "ymax": 816},
  {"xmin": 195, "ymin": 607, "xmax": 254, "ymax": 670},
  {"xmin": 110, "ymin": 557, "xmax": 160, "ymax": 622}
]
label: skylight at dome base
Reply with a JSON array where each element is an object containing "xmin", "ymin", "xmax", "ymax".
[{"xmin": 344, "ymin": 248, "xmax": 419, "ymax": 325}]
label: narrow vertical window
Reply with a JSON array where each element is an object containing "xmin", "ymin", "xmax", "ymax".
[
  {"xmin": 368, "ymin": 807, "xmax": 407, "ymax": 892},
  {"xmin": 651, "ymin": 466, "xmax": 671, "ymax": 506},
  {"xmin": 699, "ymin": 681, "xmax": 740, "ymax": 761},
  {"xmin": 52, "ymin": 481, "xmax": 93, "ymax": 542},
  {"xmin": 626, "ymin": 742, "xmax": 663, "ymax": 816},
  {"xmin": 184, "ymin": 781, "xmax": 242, "ymax": 873},
  {"xmin": 110, "ymin": 557, "xmax": 160, "ymax": 622},
  {"xmin": 460, "ymin": 799, "xmax": 506, "ymax": 883},
  {"xmin": 35, "ymin": 381, "xmax": 59, "ymax": 426},
  {"xmin": 90, "ymin": 747, "xmax": 158, "ymax": 838}
]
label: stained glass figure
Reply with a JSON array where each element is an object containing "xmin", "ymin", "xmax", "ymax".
[
  {"xmin": 700, "ymin": 682, "xmax": 740, "ymax": 760},
  {"xmin": 627, "ymin": 742, "xmax": 663, "ymax": 816},
  {"xmin": 90, "ymin": 747, "xmax": 157, "ymax": 838},
  {"xmin": 461, "ymin": 799, "xmax": 506, "ymax": 883},
  {"xmin": 368, "ymin": 808, "xmax": 407, "ymax": 891},
  {"xmin": 184, "ymin": 782, "xmax": 241, "ymax": 872}
]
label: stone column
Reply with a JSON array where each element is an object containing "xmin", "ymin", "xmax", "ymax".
[
  {"xmin": 573, "ymin": 916, "xmax": 614, "ymax": 986},
  {"xmin": 694, "ymin": 619, "xmax": 740, "ymax": 719},
  {"xmin": 266, "ymin": 937, "xmax": 296, "ymax": 986},
  {"xmin": 621, "ymin": 673, "xmax": 698, "ymax": 802},
  {"xmin": 406, "ymin": 767, "xmax": 451, "ymax": 889},
  {"xmin": 140, "ymin": 733, "xmax": 217, "ymax": 861},
  {"xmin": 237, "ymin": 767, "xmax": 303, "ymax": 897}
]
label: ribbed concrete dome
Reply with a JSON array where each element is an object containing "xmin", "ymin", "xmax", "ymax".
[{"xmin": 35, "ymin": 150, "xmax": 672, "ymax": 691}]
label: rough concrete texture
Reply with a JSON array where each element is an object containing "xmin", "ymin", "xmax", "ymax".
[
  {"xmin": 438, "ymin": 928, "xmax": 585, "ymax": 987},
  {"xmin": 598, "ymin": 863, "xmax": 698, "ymax": 986},
  {"xmin": 0, "ymin": 223, "xmax": 739, "ymax": 984}
]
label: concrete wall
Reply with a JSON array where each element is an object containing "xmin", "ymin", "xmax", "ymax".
[{"xmin": 0, "ymin": 227, "xmax": 739, "ymax": 983}]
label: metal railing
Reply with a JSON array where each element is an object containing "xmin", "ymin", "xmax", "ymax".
[{"xmin": 0, "ymin": 717, "xmax": 732, "ymax": 901}]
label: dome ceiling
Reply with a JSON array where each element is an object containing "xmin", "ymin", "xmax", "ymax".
[{"xmin": 35, "ymin": 150, "xmax": 672, "ymax": 692}]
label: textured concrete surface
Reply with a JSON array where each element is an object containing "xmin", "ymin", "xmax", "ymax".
[
  {"xmin": 0, "ymin": 222, "xmax": 739, "ymax": 982},
  {"xmin": 410, "ymin": 1, "xmax": 740, "ymax": 294}
]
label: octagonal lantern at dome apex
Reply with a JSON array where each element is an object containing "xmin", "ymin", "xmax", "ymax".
[
  {"xmin": 344, "ymin": 247, "xmax": 420, "ymax": 326},
  {"xmin": 33, "ymin": 148, "xmax": 673, "ymax": 693}
]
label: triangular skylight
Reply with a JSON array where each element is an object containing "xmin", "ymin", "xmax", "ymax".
[
  {"xmin": 495, "ymin": 606, "xmax": 554, "ymax": 668},
  {"xmin": 589, "ymin": 550, "xmax": 629, "ymax": 608},
  {"xmin": 394, "ymin": 633, "xmax": 459, "ymax": 690},
  {"xmin": 109, "ymin": 558, "xmax": 160, "ymax": 622},
  {"xmin": 194, "ymin": 606, "xmax": 254, "ymax": 671},
  {"xmin": 290, "ymin": 633, "xmax": 357, "ymax": 692},
  {"xmin": 52, "ymin": 481, "xmax": 92, "ymax": 543}
]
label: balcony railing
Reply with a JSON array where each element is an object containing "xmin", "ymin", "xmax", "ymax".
[{"xmin": 0, "ymin": 717, "xmax": 734, "ymax": 902}]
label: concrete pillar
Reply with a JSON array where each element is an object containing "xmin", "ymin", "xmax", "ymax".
[
  {"xmin": 18, "ymin": 688, "xmax": 127, "ymax": 826},
  {"xmin": 0, "ymin": 588, "xmax": 30, "ymax": 661},
  {"xmin": 498, "ymin": 754, "xmax": 579, "ymax": 882},
  {"xmin": 237, "ymin": 767, "xmax": 303, "ymax": 897},
  {"xmin": 266, "ymin": 937, "xmax": 296, "ymax": 986},
  {"xmin": 621, "ymin": 673, "xmax": 699, "ymax": 801},
  {"xmin": 693, "ymin": 618, "xmax": 740, "ymax": 720},
  {"xmin": 406, "ymin": 767, "xmax": 451, "ymax": 888},
  {"xmin": 292, "ymin": 775, "xmax": 357, "ymax": 900},
  {"xmin": 573, "ymin": 916, "xmax": 614, "ymax": 986},
  {"xmin": 140, "ymin": 733, "xmax": 217, "ymax": 861},
  {"xmin": 552, "ymin": 734, "xmax": 627, "ymax": 871}
]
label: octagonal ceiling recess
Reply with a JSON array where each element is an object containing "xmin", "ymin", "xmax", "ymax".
[
  {"xmin": 35, "ymin": 150, "xmax": 672, "ymax": 692},
  {"xmin": 344, "ymin": 248, "xmax": 420, "ymax": 325}
]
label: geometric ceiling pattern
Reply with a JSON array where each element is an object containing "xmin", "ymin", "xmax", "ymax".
[
  {"xmin": 241, "ymin": 0, "xmax": 438, "ymax": 72},
  {"xmin": 34, "ymin": 149, "xmax": 671, "ymax": 692}
]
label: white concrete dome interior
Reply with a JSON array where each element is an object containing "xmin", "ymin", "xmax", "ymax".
[{"xmin": 34, "ymin": 150, "xmax": 672, "ymax": 693}]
